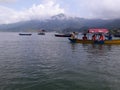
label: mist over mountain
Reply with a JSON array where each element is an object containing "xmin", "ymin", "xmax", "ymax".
[{"xmin": 0, "ymin": 13, "xmax": 120, "ymax": 32}]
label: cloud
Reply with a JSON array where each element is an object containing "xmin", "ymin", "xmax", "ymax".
[
  {"xmin": 0, "ymin": 6, "xmax": 17, "ymax": 24},
  {"xmin": 0, "ymin": 0, "xmax": 18, "ymax": 3},
  {"xmin": 1, "ymin": 0, "xmax": 120, "ymax": 24},
  {"xmin": 0, "ymin": 1, "xmax": 64, "ymax": 24},
  {"xmin": 92, "ymin": 0, "xmax": 120, "ymax": 19},
  {"xmin": 55, "ymin": 0, "xmax": 120, "ymax": 19},
  {"xmin": 71, "ymin": 0, "xmax": 120, "ymax": 19},
  {"xmin": 27, "ymin": 1, "xmax": 64, "ymax": 19}
]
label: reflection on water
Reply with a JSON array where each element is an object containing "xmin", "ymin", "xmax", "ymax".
[
  {"xmin": 70, "ymin": 43, "xmax": 120, "ymax": 90},
  {"xmin": 70, "ymin": 43, "xmax": 112, "ymax": 53},
  {"xmin": 0, "ymin": 32, "xmax": 120, "ymax": 90}
]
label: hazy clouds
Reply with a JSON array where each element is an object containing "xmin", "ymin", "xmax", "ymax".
[
  {"xmin": 0, "ymin": 1, "xmax": 64, "ymax": 24},
  {"xmin": 0, "ymin": 0, "xmax": 18, "ymax": 3},
  {"xmin": 58, "ymin": 0, "xmax": 120, "ymax": 19},
  {"xmin": 0, "ymin": 0, "xmax": 120, "ymax": 24},
  {"xmin": 79, "ymin": 0, "xmax": 120, "ymax": 19}
]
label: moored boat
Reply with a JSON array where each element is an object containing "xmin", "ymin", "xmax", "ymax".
[
  {"xmin": 19, "ymin": 33, "xmax": 32, "ymax": 36},
  {"xmin": 37, "ymin": 29, "xmax": 46, "ymax": 35},
  {"xmin": 69, "ymin": 38, "xmax": 120, "ymax": 44},
  {"xmin": 38, "ymin": 32, "xmax": 45, "ymax": 35},
  {"xmin": 55, "ymin": 34, "xmax": 72, "ymax": 37}
]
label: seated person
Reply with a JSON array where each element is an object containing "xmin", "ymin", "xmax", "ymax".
[
  {"xmin": 99, "ymin": 34, "xmax": 105, "ymax": 41},
  {"xmin": 82, "ymin": 34, "xmax": 87, "ymax": 40},
  {"xmin": 71, "ymin": 32, "xmax": 75, "ymax": 39},
  {"xmin": 107, "ymin": 34, "xmax": 112, "ymax": 40},
  {"xmin": 92, "ymin": 34, "xmax": 96, "ymax": 41}
]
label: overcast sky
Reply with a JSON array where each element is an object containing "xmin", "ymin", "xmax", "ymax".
[{"xmin": 0, "ymin": 0, "xmax": 120, "ymax": 24}]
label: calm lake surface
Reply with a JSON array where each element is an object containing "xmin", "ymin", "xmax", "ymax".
[{"xmin": 0, "ymin": 32, "xmax": 120, "ymax": 90}]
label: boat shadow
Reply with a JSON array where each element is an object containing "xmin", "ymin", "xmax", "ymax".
[{"xmin": 69, "ymin": 42, "xmax": 115, "ymax": 52}]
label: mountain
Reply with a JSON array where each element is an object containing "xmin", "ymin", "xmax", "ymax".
[{"xmin": 0, "ymin": 14, "xmax": 120, "ymax": 32}]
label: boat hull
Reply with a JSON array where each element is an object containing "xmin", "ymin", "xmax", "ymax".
[
  {"xmin": 38, "ymin": 32, "xmax": 45, "ymax": 35},
  {"xmin": 19, "ymin": 33, "xmax": 32, "ymax": 36},
  {"xmin": 55, "ymin": 34, "xmax": 71, "ymax": 37},
  {"xmin": 69, "ymin": 38, "xmax": 120, "ymax": 44},
  {"xmin": 104, "ymin": 39, "xmax": 120, "ymax": 44}
]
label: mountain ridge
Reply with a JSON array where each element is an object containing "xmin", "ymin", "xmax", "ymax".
[{"xmin": 0, "ymin": 14, "xmax": 120, "ymax": 32}]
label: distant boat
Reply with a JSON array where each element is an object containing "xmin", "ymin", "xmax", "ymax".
[
  {"xmin": 37, "ymin": 29, "xmax": 46, "ymax": 35},
  {"xmin": 55, "ymin": 33, "xmax": 72, "ymax": 37},
  {"xmin": 19, "ymin": 33, "xmax": 32, "ymax": 36},
  {"xmin": 38, "ymin": 32, "xmax": 45, "ymax": 35}
]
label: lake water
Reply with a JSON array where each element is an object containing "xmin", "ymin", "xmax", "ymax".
[{"xmin": 0, "ymin": 32, "xmax": 120, "ymax": 90}]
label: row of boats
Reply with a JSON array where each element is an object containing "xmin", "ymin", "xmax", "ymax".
[
  {"xmin": 54, "ymin": 29, "xmax": 120, "ymax": 45},
  {"xmin": 19, "ymin": 28, "xmax": 120, "ymax": 45},
  {"xmin": 19, "ymin": 29, "xmax": 46, "ymax": 36},
  {"xmin": 19, "ymin": 32, "xmax": 71, "ymax": 37},
  {"xmin": 19, "ymin": 32, "xmax": 45, "ymax": 36},
  {"xmin": 19, "ymin": 33, "xmax": 70, "ymax": 37},
  {"xmin": 54, "ymin": 33, "xmax": 120, "ymax": 38}
]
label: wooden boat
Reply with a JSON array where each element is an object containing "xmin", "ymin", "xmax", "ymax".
[
  {"xmin": 69, "ymin": 38, "xmax": 120, "ymax": 44},
  {"xmin": 38, "ymin": 32, "xmax": 45, "ymax": 35},
  {"xmin": 37, "ymin": 29, "xmax": 46, "ymax": 35},
  {"xmin": 55, "ymin": 34, "xmax": 72, "ymax": 37},
  {"xmin": 69, "ymin": 28, "xmax": 120, "ymax": 44},
  {"xmin": 19, "ymin": 33, "xmax": 32, "ymax": 36}
]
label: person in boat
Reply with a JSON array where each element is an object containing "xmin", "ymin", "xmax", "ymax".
[
  {"xmin": 71, "ymin": 32, "xmax": 76, "ymax": 39},
  {"xmin": 107, "ymin": 34, "xmax": 112, "ymax": 40},
  {"xmin": 82, "ymin": 34, "xmax": 88, "ymax": 40},
  {"xmin": 99, "ymin": 34, "xmax": 105, "ymax": 41},
  {"xmin": 92, "ymin": 34, "xmax": 96, "ymax": 41}
]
